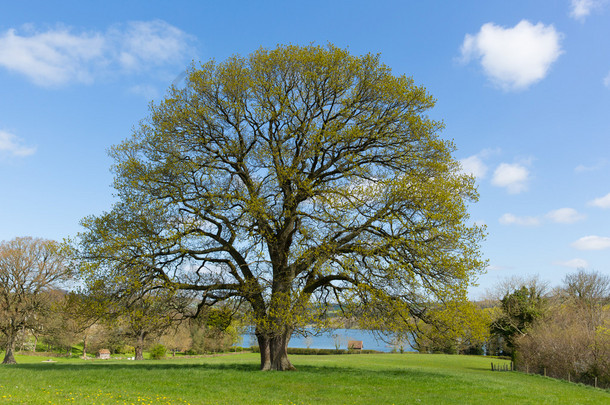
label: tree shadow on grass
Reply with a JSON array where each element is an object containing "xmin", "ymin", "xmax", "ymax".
[
  {"xmin": 7, "ymin": 361, "xmax": 258, "ymax": 373},
  {"xmin": 6, "ymin": 360, "xmax": 448, "ymax": 381}
]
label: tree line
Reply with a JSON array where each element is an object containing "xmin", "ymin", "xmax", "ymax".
[
  {"xmin": 0, "ymin": 237, "xmax": 242, "ymax": 364},
  {"xmin": 408, "ymin": 270, "xmax": 610, "ymax": 387},
  {"xmin": 1, "ymin": 234, "xmax": 608, "ymax": 388}
]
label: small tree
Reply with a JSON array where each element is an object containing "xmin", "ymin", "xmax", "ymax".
[
  {"xmin": 0, "ymin": 237, "xmax": 72, "ymax": 364},
  {"xmin": 304, "ymin": 335, "xmax": 313, "ymax": 349},
  {"xmin": 160, "ymin": 322, "xmax": 193, "ymax": 356},
  {"xmin": 148, "ymin": 344, "xmax": 167, "ymax": 359},
  {"xmin": 332, "ymin": 334, "xmax": 343, "ymax": 350},
  {"xmin": 114, "ymin": 290, "xmax": 183, "ymax": 360}
]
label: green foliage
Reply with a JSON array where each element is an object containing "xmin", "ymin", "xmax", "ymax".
[
  {"xmin": 114, "ymin": 344, "xmax": 134, "ymax": 355},
  {"xmin": 148, "ymin": 344, "xmax": 167, "ymax": 360},
  {"xmin": 414, "ymin": 299, "xmax": 491, "ymax": 355},
  {"xmin": 206, "ymin": 307, "xmax": 233, "ymax": 331}
]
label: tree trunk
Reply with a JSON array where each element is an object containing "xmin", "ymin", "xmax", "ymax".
[
  {"xmin": 257, "ymin": 329, "xmax": 295, "ymax": 371},
  {"xmin": 2, "ymin": 335, "xmax": 17, "ymax": 364},
  {"xmin": 82, "ymin": 335, "xmax": 88, "ymax": 359},
  {"xmin": 257, "ymin": 333, "xmax": 271, "ymax": 371},
  {"xmin": 135, "ymin": 333, "xmax": 145, "ymax": 360},
  {"xmin": 20, "ymin": 325, "xmax": 25, "ymax": 352},
  {"xmin": 135, "ymin": 346, "xmax": 144, "ymax": 360}
]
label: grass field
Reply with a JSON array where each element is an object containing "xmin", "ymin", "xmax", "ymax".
[{"xmin": 0, "ymin": 352, "xmax": 608, "ymax": 404}]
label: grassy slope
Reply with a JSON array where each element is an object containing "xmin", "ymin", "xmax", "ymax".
[{"xmin": 0, "ymin": 353, "xmax": 608, "ymax": 404}]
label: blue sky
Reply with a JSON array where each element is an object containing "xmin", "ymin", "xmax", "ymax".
[{"xmin": 1, "ymin": 0, "xmax": 609, "ymax": 298}]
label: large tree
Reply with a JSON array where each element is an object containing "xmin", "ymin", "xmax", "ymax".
[
  {"xmin": 0, "ymin": 237, "xmax": 72, "ymax": 364},
  {"xmin": 79, "ymin": 44, "xmax": 485, "ymax": 370}
]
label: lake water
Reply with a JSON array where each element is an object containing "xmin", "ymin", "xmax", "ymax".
[{"xmin": 239, "ymin": 328, "xmax": 415, "ymax": 353}]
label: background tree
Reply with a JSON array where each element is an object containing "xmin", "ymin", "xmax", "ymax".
[
  {"xmin": 490, "ymin": 285, "xmax": 547, "ymax": 359},
  {"xmin": 47, "ymin": 290, "xmax": 108, "ymax": 358},
  {"xmin": 78, "ymin": 44, "xmax": 485, "ymax": 370},
  {"xmin": 412, "ymin": 299, "xmax": 490, "ymax": 355},
  {"xmin": 0, "ymin": 237, "xmax": 72, "ymax": 364},
  {"xmin": 516, "ymin": 270, "xmax": 610, "ymax": 385},
  {"xmin": 36, "ymin": 290, "xmax": 80, "ymax": 356},
  {"xmin": 486, "ymin": 276, "xmax": 548, "ymax": 357},
  {"xmin": 562, "ymin": 269, "xmax": 610, "ymax": 330},
  {"xmin": 188, "ymin": 307, "xmax": 241, "ymax": 354},
  {"xmin": 159, "ymin": 322, "xmax": 192, "ymax": 356},
  {"xmin": 80, "ymin": 259, "xmax": 191, "ymax": 360},
  {"xmin": 94, "ymin": 284, "xmax": 186, "ymax": 360}
]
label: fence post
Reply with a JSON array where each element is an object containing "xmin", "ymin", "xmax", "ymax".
[
  {"xmin": 595, "ymin": 377, "xmax": 597, "ymax": 388},
  {"xmin": 526, "ymin": 365, "xmax": 529, "ymax": 374},
  {"xmin": 544, "ymin": 368, "xmax": 547, "ymax": 377},
  {"xmin": 568, "ymin": 373, "xmax": 570, "ymax": 383},
  {"xmin": 491, "ymin": 362, "xmax": 494, "ymax": 371}
]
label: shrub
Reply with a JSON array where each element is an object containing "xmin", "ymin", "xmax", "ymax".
[{"xmin": 149, "ymin": 344, "xmax": 167, "ymax": 360}]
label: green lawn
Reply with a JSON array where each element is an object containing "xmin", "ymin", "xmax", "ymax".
[{"xmin": 0, "ymin": 352, "xmax": 607, "ymax": 404}]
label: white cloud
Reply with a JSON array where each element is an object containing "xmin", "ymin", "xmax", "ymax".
[
  {"xmin": 0, "ymin": 27, "xmax": 104, "ymax": 86},
  {"xmin": 460, "ymin": 20, "xmax": 563, "ymax": 91},
  {"xmin": 570, "ymin": 0, "xmax": 607, "ymax": 21},
  {"xmin": 572, "ymin": 235, "xmax": 610, "ymax": 250},
  {"xmin": 499, "ymin": 208, "xmax": 584, "ymax": 226},
  {"xmin": 0, "ymin": 130, "xmax": 36, "ymax": 157},
  {"xmin": 0, "ymin": 20, "xmax": 195, "ymax": 87},
  {"xmin": 491, "ymin": 162, "xmax": 530, "ymax": 194},
  {"xmin": 575, "ymin": 159, "xmax": 607, "ymax": 173},
  {"xmin": 458, "ymin": 148, "xmax": 501, "ymax": 179},
  {"xmin": 459, "ymin": 155, "xmax": 488, "ymax": 179},
  {"xmin": 499, "ymin": 213, "xmax": 541, "ymax": 226},
  {"xmin": 554, "ymin": 258, "xmax": 589, "ymax": 268},
  {"xmin": 589, "ymin": 192, "xmax": 610, "ymax": 208},
  {"xmin": 488, "ymin": 264, "xmax": 513, "ymax": 271},
  {"xmin": 110, "ymin": 20, "xmax": 195, "ymax": 72},
  {"xmin": 604, "ymin": 72, "xmax": 610, "ymax": 88},
  {"xmin": 546, "ymin": 208, "xmax": 586, "ymax": 224}
]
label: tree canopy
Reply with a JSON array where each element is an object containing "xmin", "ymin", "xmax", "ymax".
[
  {"xmin": 0, "ymin": 237, "xmax": 72, "ymax": 364},
  {"xmin": 78, "ymin": 44, "xmax": 485, "ymax": 370}
]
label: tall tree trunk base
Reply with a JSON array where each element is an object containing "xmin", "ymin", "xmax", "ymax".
[
  {"xmin": 2, "ymin": 346, "xmax": 17, "ymax": 364},
  {"xmin": 135, "ymin": 346, "xmax": 144, "ymax": 361},
  {"xmin": 82, "ymin": 336, "xmax": 88, "ymax": 359},
  {"xmin": 257, "ymin": 331, "xmax": 296, "ymax": 371}
]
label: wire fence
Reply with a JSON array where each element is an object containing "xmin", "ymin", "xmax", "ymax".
[{"xmin": 490, "ymin": 361, "xmax": 610, "ymax": 390}]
